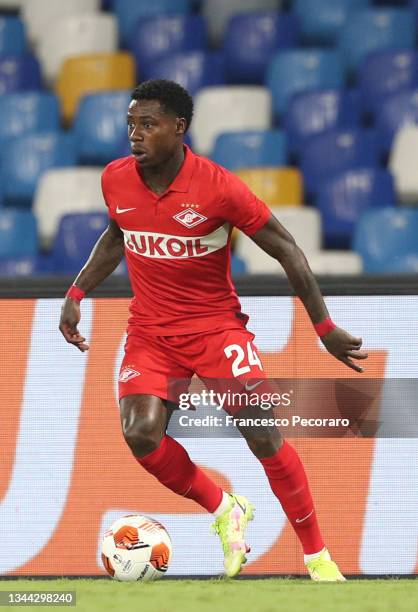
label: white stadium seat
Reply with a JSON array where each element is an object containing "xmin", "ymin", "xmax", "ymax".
[
  {"xmin": 307, "ymin": 251, "xmax": 363, "ymax": 275},
  {"xmin": 38, "ymin": 13, "xmax": 118, "ymax": 84},
  {"xmin": 202, "ymin": 0, "xmax": 281, "ymax": 45},
  {"xmin": 235, "ymin": 207, "xmax": 322, "ymax": 274},
  {"xmin": 33, "ymin": 168, "xmax": 106, "ymax": 248},
  {"xmin": 21, "ymin": 0, "xmax": 101, "ymax": 46},
  {"xmin": 191, "ymin": 86, "xmax": 271, "ymax": 156},
  {"xmin": 389, "ymin": 125, "xmax": 418, "ymax": 204}
]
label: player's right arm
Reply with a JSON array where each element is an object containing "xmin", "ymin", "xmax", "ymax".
[{"xmin": 59, "ymin": 218, "xmax": 124, "ymax": 351}]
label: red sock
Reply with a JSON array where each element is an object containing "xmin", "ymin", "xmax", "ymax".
[
  {"xmin": 259, "ymin": 441, "xmax": 324, "ymax": 554},
  {"xmin": 136, "ymin": 435, "xmax": 222, "ymax": 513}
]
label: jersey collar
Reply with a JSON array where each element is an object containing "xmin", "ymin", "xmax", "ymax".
[{"xmin": 167, "ymin": 144, "xmax": 196, "ymax": 193}]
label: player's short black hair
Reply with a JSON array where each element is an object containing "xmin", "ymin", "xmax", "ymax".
[{"xmin": 131, "ymin": 79, "xmax": 194, "ymax": 131}]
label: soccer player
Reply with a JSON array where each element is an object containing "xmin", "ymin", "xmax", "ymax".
[{"xmin": 59, "ymin": 80, "xmax": 368, "ymax": 581}]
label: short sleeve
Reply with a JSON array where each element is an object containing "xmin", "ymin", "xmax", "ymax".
[
  {"xmin": 101, "ymin": 164, "xmax": 116, "ymax": 221},
  {"xmin": 222, "ymin": 171, "xmax": 271, "ymax": 236}
]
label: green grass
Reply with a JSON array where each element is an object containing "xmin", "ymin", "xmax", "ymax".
[{"xmin": 1, "ymin": 578, "xmax": 417, "ymax": 612}]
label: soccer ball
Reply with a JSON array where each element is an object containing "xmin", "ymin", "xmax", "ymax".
[{"xmin": 101, "ymin": 515, "xmax": 172, "ymax": 582}]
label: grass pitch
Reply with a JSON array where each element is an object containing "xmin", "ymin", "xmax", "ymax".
[{"xmin": 1, "ymin": 578, "xmax": 417, "ymax": 612}]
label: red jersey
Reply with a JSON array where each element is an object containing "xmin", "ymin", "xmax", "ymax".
[{"xmin": 101, "ymin": 145, "xmax": 271, "ymax": 335}]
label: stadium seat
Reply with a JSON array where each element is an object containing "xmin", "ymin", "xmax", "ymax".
[
  {"xmin": 377, "ymin": 89, "xmax": 418, "ymax": 152},
  {"xmin": 0, "ymin": 92, "xmax": 60, "ymax": 145},
  {"xmin": 1, "ymin": 132, "xmax": 76, "ymax": 205},
  {"xmin": 0, "ymin": 54, "xmax": 42, "ymax": 94},
  {"xmin": 236, "ymin": 168, "xmax": 303, "ymax": 206},
  {"xmin": 266, "ymin": 49, "xmax": 343, "ymax": 119},
  {"xmin": 0, "ymin": 210, "xmax": 37, "ymax": 258},
  {"xmin": 56, "ymin": 52, "xmax": 135, "ymax": 123},
  {"xmin": 299, "ymin": 128, "xmax": 380, "ymax": 198},
  {"xmin": 0, "ymin": 0, "xmax": 23, "ymax": 7},
  {"xmin": 130, "ymin": 14, "xmax": 207, "ymax": 81},
  {"xmin": 235, "ymin": 206, "xmax": 321, "ymax": 273},
  {"xmin": 230, "ymin": 253, "xmax": 247, "ymax": 276},
  {"xmin": 294, "ymin": 0, "xmax": 370, "ymax": 45},
  {"xmin": 202, "ymin": 0, "xmax": 279, "ymax": 46},
  {"xmin": 389, "ymin": 125, "xmax": 418, "ymax": 204},
  {"xmin": 38, "ymin": 13, "xmax": 118, "ymax": 85},
  {"xmin": 224, "ymin": 12, "xmax": 298, "ymax": 84},
  {"xmin": 191, "ymin": 86, "xmax": 271, "ymax": 155},
  {"xmin": 51, "ymin": 212, "xmax": 108, "ymax": 273},
  {"xmin": 359, "ymin": 50, "xmax": 418, "ymax": 115},
  {"xmin": 74, "ymin": 90, "xmax": 131, "ymax": 164},
  {"xmin": 21, "ymin": 0, "xmax": 101, "ymax": 46},
  {"xmin": 114, "ymin": 0, "xmax": 191, "ymax": 45},
  {"xmin": 145, "ymin": 51, "xmax": 226, "ymax": 97},
  {"xmin": 317, "ymin": 167, "xmax": 395, "ymax": 248},
  {"xmin": 339, "ymin": 8, "xmax": 415, "ymax": 74},
  {"xmin": 377, "ymin": 253, "xmax": 418, "ymax": 274},
  {"xmin": 307, "ymin": 251, "xmax": 363, "ymax": 275},
  {"xmin": 0, "ymin": 17, "xmax": 26, "ymax": 55},
  {"xmin": 353, "ymin": 207, "xmax": 418, "ymax": 272},
  {"xmin": 0, "ymin": 254, "xmax": 39, "ymax": 276},
  {"xmin": 212, "ymin": 130, "xmax": 286, "ymax": 171},
  {"xmin": 33, "ymin": 168, "xmax": 106, "ymax": 248},
  {"xmin": 284, "ymin": 89, "xmax": 361, "ymax": 156}
]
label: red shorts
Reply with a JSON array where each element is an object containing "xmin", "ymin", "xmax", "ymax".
[{"xmin": 118, "ymin": 327, "xmax": 268, "ymax": 412}]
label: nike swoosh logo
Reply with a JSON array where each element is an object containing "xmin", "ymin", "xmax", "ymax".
[
  {"xmin": 295, "ymin": 509, "xmax": 314, "ymax": 523},
  {"xmin": 116, "ymin": 206, "xmax": 136, "ymax": 214},
  {"xmin": 244, "ymin": 380, "xmax": 264, "ymax": 391}
]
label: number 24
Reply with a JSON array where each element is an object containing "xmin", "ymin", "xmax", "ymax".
[{"xmin": 224, "ymin": 342, "xmax": 263, "ymax": 377}]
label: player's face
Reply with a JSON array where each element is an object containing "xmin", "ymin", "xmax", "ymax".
[{"xmin": 127, "ymin": 99, "xmax": 185, "ymax": 168}]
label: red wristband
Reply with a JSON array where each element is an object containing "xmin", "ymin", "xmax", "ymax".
[
  {"xmin": 314, "ymin": 317, "xmax": 336, "ymax": 337},
  {"xmin": 65, "ymin": 285, "xmax": 85, "ymax": 303}
]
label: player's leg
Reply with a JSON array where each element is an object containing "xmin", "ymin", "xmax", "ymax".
[
  {"xmin": 118, "ymin": 334, "xmax": 227, "ymax": 515},
  {"xmin": 194, "ymin": 327, "xmax": 345, "ymax": 581},
  {"xmin": 120, "ymin": 393, "xmax": 224, "ymax": 512}
]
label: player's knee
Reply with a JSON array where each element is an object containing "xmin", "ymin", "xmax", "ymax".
[
  {"xmin": 245, "ymin": 434, "xmax": 282, "ymax": 459},
  {"xmin": 120, "ymin": 396, "xmax": 166, "ymax": 457}
]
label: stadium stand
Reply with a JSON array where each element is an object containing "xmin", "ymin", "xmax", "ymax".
[
  {"xmin": 191, "ymin": 86, "xmax": 271, "ymax": 155},
  {"xmin": 211, "ymin": 130, "xmax": 287, "ymax": 171},
  {"xmin": 130, "ymin": 14, "xmax": 207, "ymax": 81},
  {"xmin": 0, "ymin": 209, "xmax": 38, "ymax": 258},
  {"xmin": 266, "ymin": 49, "xmax": 344, "ymax": 119},
  {"xmin": 0, "ymin": 0, "xmax": 417, "ymax": 275},
  {"xmin": 38, "ymin": 13, "xmax": 118, "ymax": 84}
]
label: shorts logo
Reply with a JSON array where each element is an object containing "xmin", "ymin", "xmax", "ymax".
[
  {"xmin": 119, "ymin": 367, "xmax": 141, "ymax": 383},
  {"xmin": 173, "ymin": 208, "xmax": 207, "ymax": 228}
]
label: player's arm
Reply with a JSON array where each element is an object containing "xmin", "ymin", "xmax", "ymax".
[
  {"xmin": 251, "ymin": 215, "xmax": 368, "ymax": 372},
  {"xmin": 59, "ymin": 218, "xmax": 124, "ymax": 352}
]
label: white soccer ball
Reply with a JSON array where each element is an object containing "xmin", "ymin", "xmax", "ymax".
[{"xmin": 101, "ymin": 515, "xmax": 172, "ymax": 582}]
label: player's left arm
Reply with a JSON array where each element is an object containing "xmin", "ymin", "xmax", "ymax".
[{"xmin": 251, "ymin": 215, "xmax": 368, "ymax": 372}]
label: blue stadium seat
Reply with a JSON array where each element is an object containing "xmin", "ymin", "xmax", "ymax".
[
  {"xmin": 130, "ymin": 14, "xmax": 207, "ymax": 80},
  {"xmin": 339, "ymin": 8, "xmax": 415, "ymax": 74},
  {"xmin": 359, "ymin": 50, "xmax": 418, "ymax": 115},
  {"xmin": 224, "ymin": 12, "xmax": 299, "ymax": 85},
  {"xmin": 0, "ymin": 92, "xmax": 60, "ymax": 146},
  {"xmin": 0, "ymin": 210, "xmax": 38, "ymax": 258},
  {"xmin": 0, "ymin": 254, "xmax": 40, "ymax": 276},
  {"xmin": 1, "ymin": 132, "xmax": 76, "ymax": 205},
  {"xmin": 212, "ymin": 130, "xmax": 286, "ymax": 171},
  {"xmin": 51, "ymin": 212, "xmax": 109, "ymax": 273},
  {"xmin": 0, "ymin": 54, "xmax": 42, "ymax": 94},
  {"xmin": 300, "ymin": 128, "xmax": 380, "ymax": 197},
  {"xmin": 0, "ymin": 17, "xmax": 26, "ymax": 55},
  {"xmin": 284, "ymin": 89, "xmax": 361, "ymax": 156},
  {"xmin": 146, "ymin": 51, "xmax": 225, "ymax": 96},
  {"xmin": 353, "ymin": 207, "xmax": 418, "ymax": 273},
  {"xmin": 376, "ymin": 89, "xmax": 418, "ymax": 152},
  {"xmin": 74, "ymin": 91, "xmax": 131, "ymax": 164},
  {"xmin": 114, "ymin": 0, "xmax": 191, "ymax": 45},
  {"xmin": 266, "ymin": 49, "xmax": 343, "ymax": 119},
  {"xmin": 231, "ymin": 253, "xmax": 247, "ymax": 276},
  {"xmin": 317, "ymin": 167, "xmax": 395, "ymax": 249},
  {"xmin": 294, "ymin": 0, "xmax": 370, "ymax": 44}
]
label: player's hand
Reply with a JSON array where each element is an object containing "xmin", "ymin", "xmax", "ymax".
[
  {"xmin": 59, "ymin": 298, "xmax": 90, "ymax": 352},
  {"xmin": 320, "ymin": 327, "xmax": 368, "ymax": 373}
]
